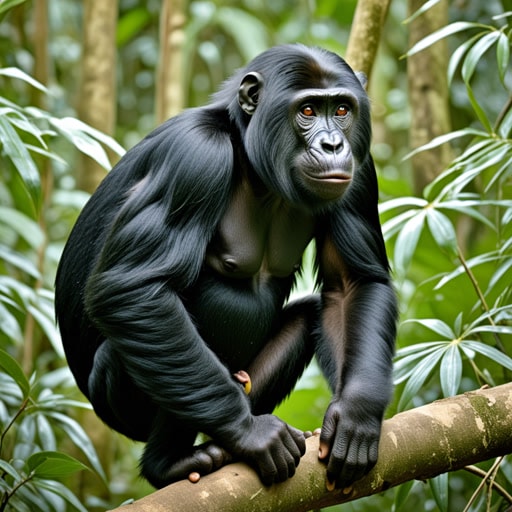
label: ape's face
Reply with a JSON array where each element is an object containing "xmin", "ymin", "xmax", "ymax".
[
  {"xmin": 237, "ymin": 60, "xmax": 371, "ymax": 209},
  {"xmin": 291, "ymin": 88, "xmax": 360, "ymax": 202}
]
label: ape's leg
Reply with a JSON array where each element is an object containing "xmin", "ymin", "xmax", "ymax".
[
  {"xmin": 180, "ymin": 295, "xmax": 320, "ymax": 484},
  {"xmin": 247, "ymin": 295, "xmax": 320, "ymax": 415}
]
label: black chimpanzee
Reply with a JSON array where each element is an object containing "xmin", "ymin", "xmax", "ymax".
[{"xmin": 55, "ymin": 44, "xmax": 397, "ymax": 490}]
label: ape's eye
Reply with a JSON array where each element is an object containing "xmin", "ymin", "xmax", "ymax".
[
  {"xmin": 335, "ymin": 105, "xmax": 350, "ymax": 117},
  {"xmin": 301, "ymin": 106, "xmax": 316, "ymax": 117}
]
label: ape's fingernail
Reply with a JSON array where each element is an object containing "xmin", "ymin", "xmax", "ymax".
[{"xmin": 326, "ymin": 479, "xmax": 335, "ymax": 492}]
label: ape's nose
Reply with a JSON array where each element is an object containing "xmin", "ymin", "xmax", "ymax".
[{"xmin": 320, "ymin": 133, "xmax": 344, "ymax": 155}]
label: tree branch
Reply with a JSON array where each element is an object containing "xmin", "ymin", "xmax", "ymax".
[{"xmin": 109, "ymin": 384, "xmax": 512, "ymax": 512}]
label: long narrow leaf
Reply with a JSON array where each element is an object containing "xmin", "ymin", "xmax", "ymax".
[
  {"xmin": 398, "ymin": 349, "xmax": 444, "ymax": 410},
  {"xmin": 440, "ymin": 344, "xmax": 462, "ymax": 397},
  {"xmin": 0, "ymin": 116, "xmax": 41, "ymax": 210},
  {"xmin": 426, "ymin": 208, "xmax": 457, "ymax": 252},
  {"xmin": 462, "ymin": 341, "xmax": 512, "ymax": 371},
  {"xmin": 394, "ymin": 210, "xmax": 426, "ymax": 275},
  {"xmin": 405, "ymin": 22, "xmax": 490, "ymax": 57},
  {"xmin": 0, "ymin": 349, "xmax": 30, "ymax": 398},
  {"xmin": 0, "ymin": 67, "xmax": 48, "ymax": 93},
  {"xmin": 461, "ymin": 31, "xmax": 500, "ymax": 84},
  {"xmin": 496, "ymin": 31, "xmax": 511, "ymax": 83},
  {"xmin": 406, "ymin": 318, "xmax": 455, "ymax": 339}
]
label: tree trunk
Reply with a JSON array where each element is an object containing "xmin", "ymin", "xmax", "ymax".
[
  {"xmin": 108, "ymin": 384, "xmax": 512, "ymax": 512},
  {"xmin": 345, "ymin": 0, "xmax": 391, "ymax": 81},
  {"xmin": 77, "ymin": 0, "xmax": 118, "ymax": 193},
  {"xmin": 155, "ymin": 0, "xmax": 186, "ymax": 124},
  {"xmin": 407, "ymin": 0, "xmax": 452, "ymax": 194}
]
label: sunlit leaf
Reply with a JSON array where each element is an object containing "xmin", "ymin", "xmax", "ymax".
[
  {"xmin": 406, "ymin": 319, "xmax": 455, "ymax": 339},
  {"xmin": 426, "ymin": 208, "xmax": 457, "ymax": 253},
  {"xmin": 461, "ymin": 31, "xmax": 500, "ymax": 84},
  {"xmin": 0, "ymin": 206, "xmax": 44, "ymax": 249},
  {"xmin": 461, "ymin": 341, "xmax": 512, "ymax": 371},
  {"xmin": 394, "ymin": 343, "xmax": 446, "ymax": 384},
  {"xmin": 27, "ymin": 304, "xmax": 64, "ymax": 358},
  {"xmin": 394, "ymin": 210, "xmax": 427, "ymax": 275},
  {"xmin": 403, "ymin": 0, "xmax": 442, "ymax": 24},
  {"xmin": 398, "ymin": 349, "xmax": 444, "ymax": 410},
  {"xmin": 466, "ymin": 82, "xmax": 492, "ymax": 132},
  {"xmin": 0, "ymin": 67, "xmax": 48, "ymax": 93},
  {"xmin": 381, "ymin": 208, "xmax": 421, "ymax": 241},
  {"xmin": 447, "ymin": 33, "xmax": 482, "ymax": 84},
  {"xmin": 405, "ymin": 22, "xmax": 489, "ymax": 57},
  {"xmin": 496, "ymin": 31, "xmax": 511, "ymax": 83},
  {"xmin": 0, "ymin": 247, "xmax": 41, "ymax": 279},
  {"xmin": 440, "ymin": 344, "xmax": 462, "ymax": 397}
]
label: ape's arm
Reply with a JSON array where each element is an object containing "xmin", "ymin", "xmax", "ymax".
[{"xmin": 316, "ymin": 157, "xmax": 397, "ymax": 488}]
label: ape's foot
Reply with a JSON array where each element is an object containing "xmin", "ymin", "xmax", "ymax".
[{"xmin": 141, "ymin": 441, "xmax": 233, "ymax": 488}]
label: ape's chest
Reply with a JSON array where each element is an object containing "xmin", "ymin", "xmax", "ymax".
[{"xmin": 205, "ymin": 181, "xmax": 315, "ymax": 279}]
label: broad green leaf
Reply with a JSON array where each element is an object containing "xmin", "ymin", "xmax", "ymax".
[
  {"xmin": 426, "ymin": 208, "xmax": 457, "ymax": 253},
  {"xmin": 461, "ymin": 31, "xmax": 500, "ymax": 84},
  {"xmin": 394, "ymin": 210, "xmax": 426, "ymax": 276},
  {"xmin": 27, "ymin": 451, "xmax": 88, "ymax": 478},
  {"xmin": 440, "ymin": 344, "xmax": 462, "ymax": 397},
  {"xmin": 398, "ymin": 348, "xmax": 444, "ymax": 410},
  {"xmin": 430, "ymin": 473, "xmax": 449, "ymax": 512},
  {"xmin": 0, "ymin": 116, "xmax": 41, "ymax": 211},
  {"xmin": 405, "ymin": 22, "xmax": 489, "ymax": 57},
  {"xmin": 0, "ymin": 348, "xmax": 30, "ymax": 398},
  {"xmin": 462, "ymin": 341, "xmax": 512, "ymax": 371}
]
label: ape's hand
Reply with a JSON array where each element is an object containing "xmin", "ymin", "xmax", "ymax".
[
  {"xmin": 231, "ymin": 414, "xmax": 306, "ymax": 485},
  {"xmin": 318, "ymin": 398, "xmax": 381, "ymax": 490}
]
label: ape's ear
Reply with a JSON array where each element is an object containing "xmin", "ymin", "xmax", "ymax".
[
  {"xmin": 355, "ymin": 71, "xmax": 368, "ymax": 90},
  {"xmin": 238, "ymin": 72, "xmax": 263, "ymax": 115}
]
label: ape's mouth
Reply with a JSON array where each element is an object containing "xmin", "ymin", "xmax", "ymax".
[{"xmin": 305, "ymin": 170, "xmax": 352, "ymax": 183}]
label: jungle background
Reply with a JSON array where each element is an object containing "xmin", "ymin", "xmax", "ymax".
[{"xmin": 1, "ymin": 0, "xmax": 512, "ymax": 510}]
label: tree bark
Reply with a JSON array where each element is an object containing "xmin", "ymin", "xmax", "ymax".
[
  {"xmin": 77, "ymin": 0, "xmax": 118, "ymax": 193},
  {"xmin": 407, "ymin": 0, "xmax": 452, "ymax": 194},
  {"xmin": 108, "ymin": 384, "xmax": 512, "ymax": 512},
  {"xmin": 155, "ymin": 0, "xmax": 186, "ymax": 124},
  {"xmin": 345, "ymin": 0, "xmax": 391, "ymax": 80}
]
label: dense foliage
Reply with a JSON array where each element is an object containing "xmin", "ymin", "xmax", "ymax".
[{"xmin": 0, "ymin": 0, "xmax": 511, "ymax": 510}]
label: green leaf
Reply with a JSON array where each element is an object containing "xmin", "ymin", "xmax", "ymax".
[
  {"xmin": 496, "ymin": 31, "xmax": 510, "ymax": 84},
  {"xmin": 27, "ymin": 451, "xmax": 88, "ymax": 478},
  {"xmin": 0, "ymin": 302, "xmax": 23, "ymax": 344},
  {"xmin": 394, "ymin": 480, "xmax": 416, "ymax": 511},
  {"xmin": 426, "ymin": 208, "xmax": 457, "ymax": 253},
  {"xmin": 0, "ymin": 67, "xmax": 47, "ymax": 92},
  {"xmin": 440, "ymin": 344, "xmax": 462, "ymax": 397},
  {"xmin": 0, "ymin": 116, "xmax": 41, "ymax": 211},
  {"xmin": 27, "ymin": 303, "xmax": 64, "ymax": 358},
  {"xmin": 448, "ymin": 33, "xmax": 483, "ymax": 84},
  {"xmin": 0, "ymin": 0, "xmax": 29, "ymax": 18},
  {"xmin": 47, "ymin": 412, "xmax": 107, "ymax": 480},
  {"xmin": 394, "ymin": 210, "xmax": 426, "ymax": 275},
  {"xmin": 466, "ymin": 82, "xmax": 492, "ymax": 132},
  {"xmin": 35, "ymin": 479, "xmax": 88, "ymax": 512},
  {"xmin": 0, "ymin": 206, "xmax": 44, "ymax": 249},
  {"xmin": 398, "ymin": 349, "xmax": 444, "ymax": 410},
  {"xmin": 0, "ymin": 247, "xmax": 41, "ymax": 279},
  {"xmin": 405, "ymin": 22, "xmax": 489, "ymax": 57},
  {"xmin": 403, "ymin": 0, "xmax": 441, "ymax": 24},
  {"xmin": 0, "ymin": 348, "xmax": 30, "ymax": 398},
  {"xmin": 394, "ymin": 344, "xmax": 446, "ymax": 384},
  {"xmin": 407, "ymin": 319, "xmax": 455, "ymax": 339},
  {"xmin": 462, "ymin": 341, "xmax": 512, "ymax": 371},
  {"xmin": 430, "ymin": 473, "xmax": 449, "ymax": 512},
  {"xmin": 461, "ymin": 31, "xmax": 500, "ymax": 84}
]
